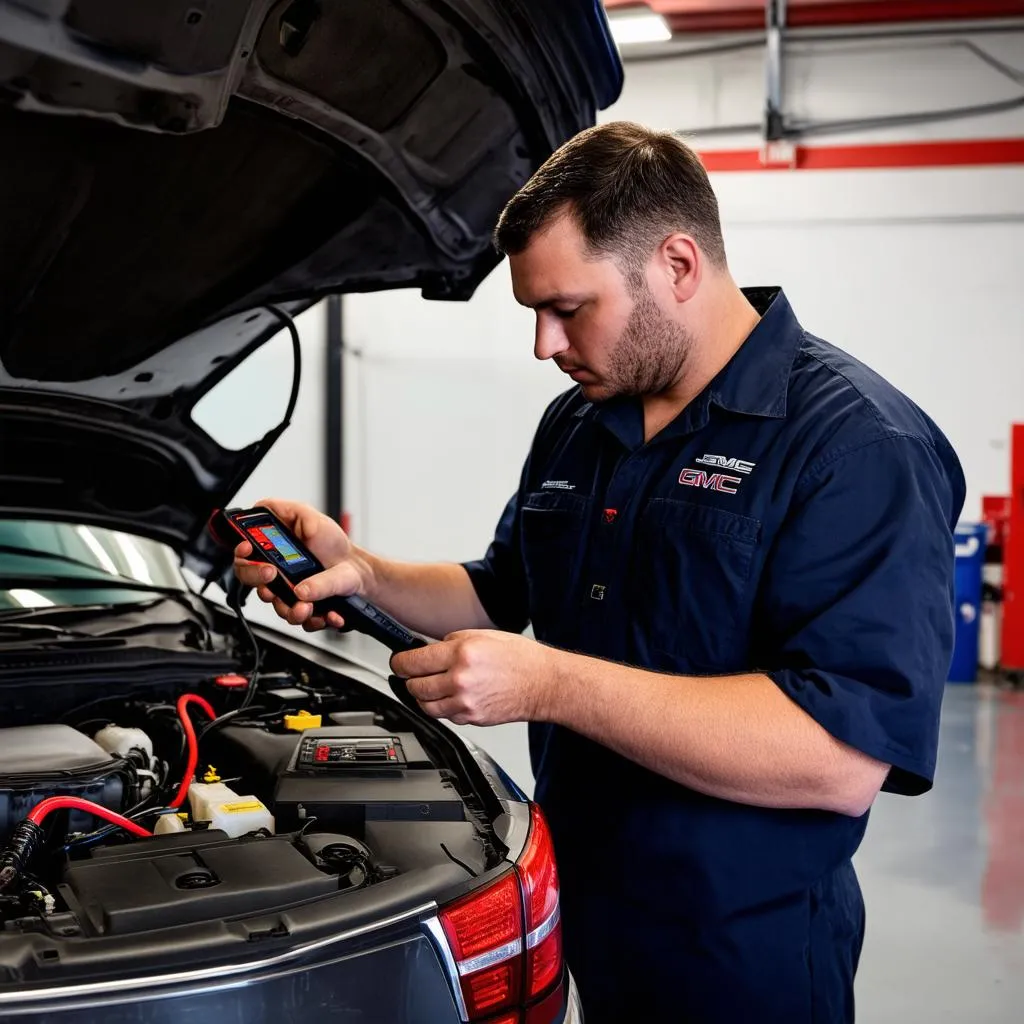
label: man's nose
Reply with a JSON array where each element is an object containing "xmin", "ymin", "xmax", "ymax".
[{"xmin": 534, "ymin": 316, "xmax": 570, "ymax": 361}]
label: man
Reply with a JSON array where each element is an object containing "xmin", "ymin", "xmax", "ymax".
[{"xmin": 235, "ymin": 122, "xmax": 965, "ymax": 1022}]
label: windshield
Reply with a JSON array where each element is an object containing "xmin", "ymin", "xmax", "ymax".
[{"xmin": 0, "ymin": 519, "xmax": 188, "ymax": 610}]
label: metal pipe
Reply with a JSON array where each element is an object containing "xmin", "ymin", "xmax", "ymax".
[{"xmin": 764, "ymin": 0, "xmax": 788, "ymax": 140}]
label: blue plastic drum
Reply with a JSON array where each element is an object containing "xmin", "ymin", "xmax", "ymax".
[{"xmin": 949, "ymin": 523, "xmax": 988, "ymax": 683}]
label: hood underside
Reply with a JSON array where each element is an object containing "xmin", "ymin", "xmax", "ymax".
[{"xmin": 0, "ymin": 0, "xmax": 622, "ymax": 574}]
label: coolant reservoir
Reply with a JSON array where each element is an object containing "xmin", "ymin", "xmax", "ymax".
[
  {"xmin": 154, "ymin": 813, "xmax": 188, "ymax": 836},
  {"xmin": 188, "ymin": 782, "xmax": 275, "ymax": 839},
  {"xmin": 93, "ymin": 725, "xmax": 154, "ymax": 763}
]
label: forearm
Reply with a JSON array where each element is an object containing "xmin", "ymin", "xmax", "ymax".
[
  {"xmin": 542, "ymin": 651, "xmax": 888, "ymax": 816},
  {"xmin": 358, "ymin": 550, "xmax": 494, "ymax": 639}
]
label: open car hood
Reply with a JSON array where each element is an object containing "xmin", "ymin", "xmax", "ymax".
[{"xmin": 0, "ymin": 0, "xmax": 622, "ymax": 578}]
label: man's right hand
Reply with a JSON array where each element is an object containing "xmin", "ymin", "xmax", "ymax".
[{"xmin": 232, "ymin": 498, "xmax": 374, "ymax": 632}]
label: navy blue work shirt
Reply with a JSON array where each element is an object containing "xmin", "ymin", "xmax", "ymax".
[{"xmin": 464, "ymin": 288, "xmax": 965, "ymax": 1024}]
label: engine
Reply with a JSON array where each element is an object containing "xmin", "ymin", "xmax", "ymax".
[{"xmin": 0, "ymin": 681, "xmax": 485, "ymax": 937}]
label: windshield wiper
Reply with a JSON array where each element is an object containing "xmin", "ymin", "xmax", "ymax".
[
  {"xmin": 0, "ymin": 587, "xmax": 214, "ymax": 648},
  {"xmin": 0, "ymin": 633, "xmax": 131, "ymax": 651},
  {"xmin": 0, "ymin": 601, "xmax": 128, "ymax": 623},
  {"xmin": 0, "ymin": 621, "xmax": 94, "ymax": 639},
  {"xmin": 0, "ymin": 544, "xmax": 162, "ymax": 587},
  {"xmin": 0, "ymin": 613, "xmax": 219, "ymax": 650}
]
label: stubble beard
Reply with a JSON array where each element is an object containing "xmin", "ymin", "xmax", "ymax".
[{"xmin": 587, "ymin": 286, "xmax": 692, "ymax": 401}]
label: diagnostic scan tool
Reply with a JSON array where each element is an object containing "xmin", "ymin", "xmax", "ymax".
[{"xmin": 209, "ymin": 507, "xmax": 425, "ymax": 710}]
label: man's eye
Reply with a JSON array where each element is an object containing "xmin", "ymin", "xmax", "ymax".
[{"xmin": 554, "ymin": 307, "xmax": 580, "ymax": 320}]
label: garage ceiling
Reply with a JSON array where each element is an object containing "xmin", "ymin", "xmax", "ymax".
[{"xmin": 603, "ymin": 0, "xmax": 1024, "ymax": 33}]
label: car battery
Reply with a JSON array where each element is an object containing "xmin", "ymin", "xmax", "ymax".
[{"xmin": 272, "ymin": 727, "xmax": 465, "ymax": 834}]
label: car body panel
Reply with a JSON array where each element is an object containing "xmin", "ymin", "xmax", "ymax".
[
  {"xmin": 0, "ymin": 919, "xmax": 457, "ymax": 1020},
  {"xmin": 0, "ymin": 0, "xmax": 621, "ymax": 577}
]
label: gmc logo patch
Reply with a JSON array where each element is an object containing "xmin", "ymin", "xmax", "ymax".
[
  {"xmin": 695, "ymin": 454, "xmax": 756, "ymax": 475},
  {"xmin": 679, "ymin": 468, "xmax": 742, "ymax": 494}
]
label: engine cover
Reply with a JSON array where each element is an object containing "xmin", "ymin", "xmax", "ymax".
[
  {"xmin": 0, "ymin": 725, "xmax": 124, "ymax": 841},
  {"xmin": 63, "ymin": 830, "xmax": 339, "ymax": 936}
]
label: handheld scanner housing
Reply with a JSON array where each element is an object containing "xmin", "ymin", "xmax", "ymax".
[{"xmin": 208, "ymin": 507, "xmax": 425, "ymax": 664}]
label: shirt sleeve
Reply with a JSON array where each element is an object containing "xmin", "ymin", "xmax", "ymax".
[{"xmin": 760, "ymin": 433, "xmax": 964, "ymax": 796}]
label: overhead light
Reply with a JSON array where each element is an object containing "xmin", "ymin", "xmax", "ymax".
[{"xmin": 608, "ymin": 9, "xmax": 672, "ymax": 46}]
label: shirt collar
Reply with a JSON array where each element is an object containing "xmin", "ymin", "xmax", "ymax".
[{"xmin": 708, "ymin": 286, "xmax": 803, "ymax": 420}]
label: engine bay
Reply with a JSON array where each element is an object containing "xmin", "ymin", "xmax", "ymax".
[{"xmin": 0, "ymin": 661, "xmax": 494, "ymax": 940}]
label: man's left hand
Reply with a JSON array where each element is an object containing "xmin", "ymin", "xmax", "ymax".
[{"xmin": 390, "ymin": 630, "xmax": 561, "ymax": 726}]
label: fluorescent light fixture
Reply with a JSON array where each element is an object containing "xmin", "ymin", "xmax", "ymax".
[
  {"xmin": 608, "ymin": 10, "xmax": 671, "ymax": 46},
  {"xmin": 10, "ymin": 589, "xmax": 55, "ymax": 608},
  {"xmin": 75, "ymin": 525, "xmax": 120, "ymax": 575}
]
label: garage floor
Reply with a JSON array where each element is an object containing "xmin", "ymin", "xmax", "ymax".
[{"xmin": 854, "ymin": 684, "xmax": 1024, "ymax": 1022}]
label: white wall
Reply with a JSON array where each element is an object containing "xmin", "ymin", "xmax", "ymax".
[{"xmin": 341, "ymin": 268, "xmax": 560, "ymax": 560}]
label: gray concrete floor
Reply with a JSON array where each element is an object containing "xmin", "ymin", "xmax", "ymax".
[
  {"xmin": 323, "ymin": 627, "xmax": 1024, "ymax": 1020},
  {"xmin": 853, "ymin": 683, "xmax": 1024, "ymax": 1022}
]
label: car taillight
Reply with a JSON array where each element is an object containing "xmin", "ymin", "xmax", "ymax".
[
  {"xmin": 517, "ymin": 803, "xmax": 562, "ymax": 999},
  {"xmin": 440, "ymin": 871, "xmax": 523, "ymax": 1017},
  {"xmin": 436, "ymin": 802, "xmax": 564, "ymax": 1022}
]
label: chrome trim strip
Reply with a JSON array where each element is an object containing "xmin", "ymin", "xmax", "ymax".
[
  {"xmin": 526, "ymin": 903, "xmax": 561, "ymax": 950},
  {"xmin": 0, "ymin": 902, "xmax": 437, "ymax": 1006},
  {"xmin": 456, "ymin": 936, "xmax": 523, "ymax": 976},
  {"xmin": 564, "ymin": 971, "xmax": 584, "ymax": 1023},
  {"xmin": 422, "ymin": 916, "xmax": 469, "ymax": 1022}
]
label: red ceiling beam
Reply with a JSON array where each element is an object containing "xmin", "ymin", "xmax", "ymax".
[
  {"xmin": 604, "ymin": 1, "xmax": 1024, "ymax": 34},
  {"xmin": 698, "ymin": 136, "xmax": 1024, "ymax": 171}
]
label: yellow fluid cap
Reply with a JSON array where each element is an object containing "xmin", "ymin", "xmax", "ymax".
[
  {"xmin": 176, "ymin": 812, "xmax": 189, "ymax": 821},
  {"xmin": 203, "ymin": 766, "xmax": 221, "ymax": 783},
  {"xmin": 285, "ymin": 710, "xmax": 322, "ymax": 731}
]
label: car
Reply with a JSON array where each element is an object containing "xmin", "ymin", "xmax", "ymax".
[{"xmin": 0, "ymin": 2, "xmax": 622, "ymax": 1021}]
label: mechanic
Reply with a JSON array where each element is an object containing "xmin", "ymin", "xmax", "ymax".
[{"xmin": 234, "ymin": 122, "xmax": 965, "ymax": 1023}]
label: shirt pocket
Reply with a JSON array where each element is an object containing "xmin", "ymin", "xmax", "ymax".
[
  {"xmin": 520, "ymin": 490, "xmax": 590, "ymax": 640},
  {"xmin": 631, "ymin": 498, "xmax": 762, "ymax": 671}
]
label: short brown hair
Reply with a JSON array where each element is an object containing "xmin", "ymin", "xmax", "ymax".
[{"xmin": 494, "ymin": 121, "xmax": 726, "ymax": 276}]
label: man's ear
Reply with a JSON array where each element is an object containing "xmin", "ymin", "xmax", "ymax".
[{"xmin": 658, "ymin": 232, "xmax": 701, "ymax": 303}]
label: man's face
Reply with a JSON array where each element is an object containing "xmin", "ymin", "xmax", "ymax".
[{"xmin": 509, "ymin": 212, "xmax": 691, "ymax": 402}]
